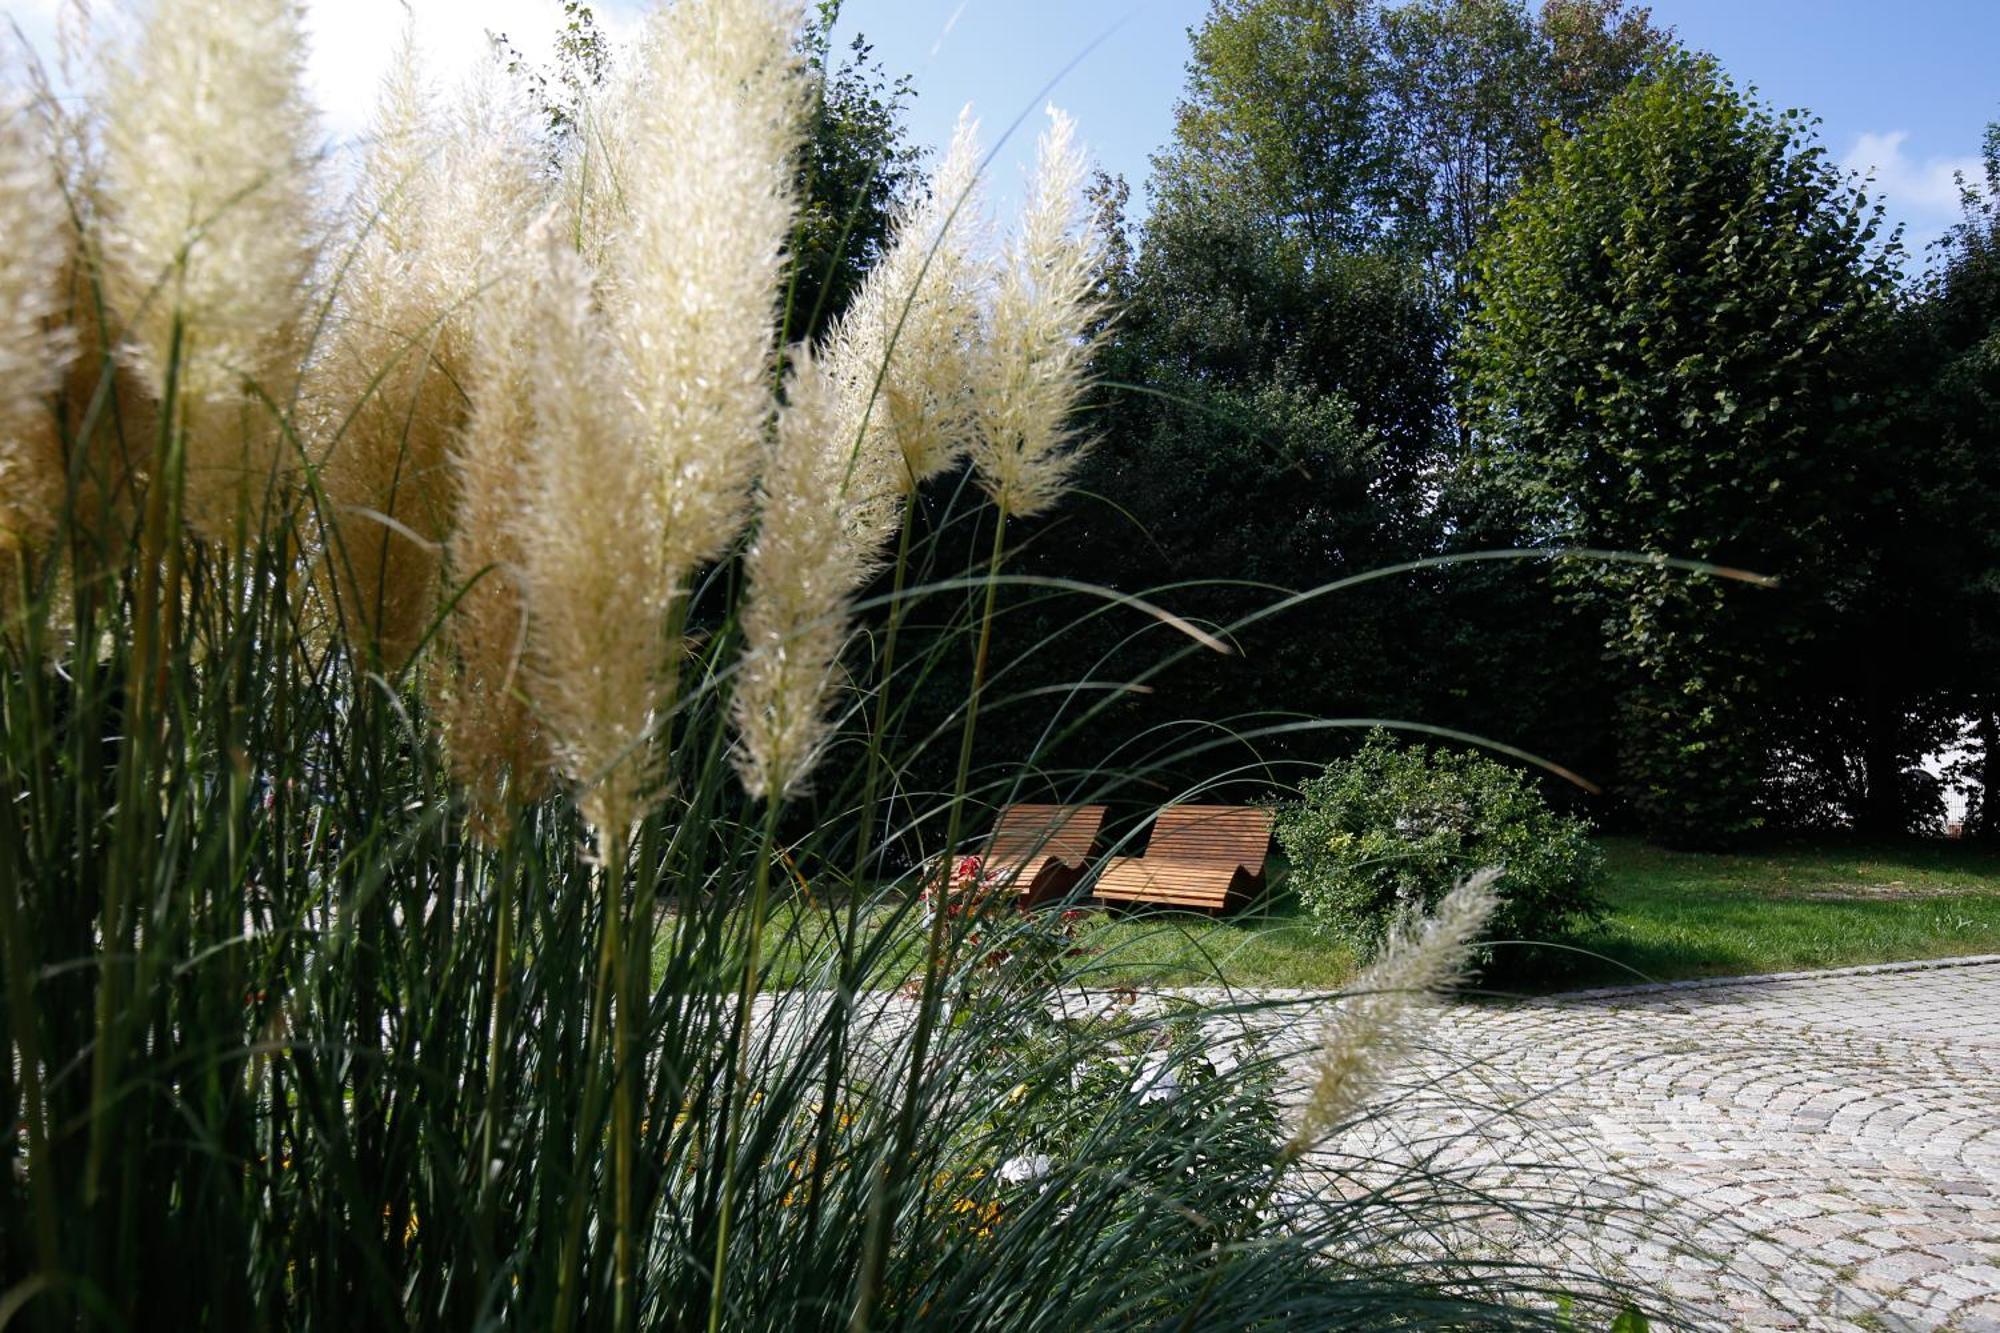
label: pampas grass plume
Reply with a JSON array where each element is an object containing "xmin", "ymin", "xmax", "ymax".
[
  {"xmin": 0, "ymin": 87, "xmax": 72, "ymax": 554},
  {"xmin": 427, "ymin": 89, "xmax": 554, "ymax": 836},
  {"xmin": 732, "ymin": 347, "xmax": 862, "ymax": 800},
  {"xmin": 316, "ymin": 36, "xmax": 457, "ymax": 666},
  {"xmin": 600, "ymin": 0, "xmax": 806, "ymax": 572},
  {"xmin": 515, "ymin": 226, "xmax": 671, "ymax": 850},
  {"xmin": 1285, "ymin": 869, "xmax": 1501, "ymax": 1160},
  {"xmin": 100, "ymin": 0, "xmax": 321, "ymax": 538},
  {"xmin": 818, "ymin": 108, "xmax": 990, "ymax": 533},
  {"xmin": 967, "ymin": 105, "xmax": 1106, "ymax": 520},
  {"xmin": 439, "ymin": 234, "xmax": 554, "ymax": 837}
]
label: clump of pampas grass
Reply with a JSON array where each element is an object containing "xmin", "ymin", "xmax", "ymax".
[
  {"xmin": 729, "ymin": 105, "xmax": 1109, "ymax": 801},
  {"xmin": 730, "ymin": 117, "xmax": 988, "ymax": 800}
]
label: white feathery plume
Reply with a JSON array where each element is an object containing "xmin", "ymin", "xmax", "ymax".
[
  {"xmin": 316, "ymin": 33, "xmax": 456, "ymax": 665},
  {"xmin": 966, "ymin": 105, "xmax": 1106, "ymax": 520},
  {"xmin": 99, "ymin": 0, "xmax": 321, "ymax": 537},
  {"xmin": 430, "ymin": 75, "xmax": 552, "ymax": 822},
  {"xmin": 441, "ymin": 249, "xmax": 549, "ymax": 836},
  {"xmin": 439, "ymin": 246, "xmax": 550, "ymax": 836},
  {"xmin": 515, "ymin": 226, "xmax": 673, "ymax": 850},
  {"xmin": 817, "ymin": 107, "xmax": 991, "ymax": 547},
  {"xmin": 0, "ymin": 86, "xmax": 73, "ymax": 554},
  {"xmin": 1284, "ymin": 870, "xmax": 1501, "ymax": 1160},
  {"xmin": 600, "ymin": 0, "xmax": 807, "ymax": 572},
  {"xmin": 429, "ymin": 70, "xmax": 548, "ymax": 304},
  {"xmin": 732, "ymin": 347, "xmax": 864, "ymax": 800},
  {"xmin": 318, "ymin": 51, "xmax": 546, "ymax": 668}
]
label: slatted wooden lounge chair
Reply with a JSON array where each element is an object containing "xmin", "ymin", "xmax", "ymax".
[
  {"xmin": 983, "ymin": 803, "xmax": 1105, "ymax": 907},
  {"xmin": 1092, "ymin": 805, "xmax": 1274, "ymax": 913}
]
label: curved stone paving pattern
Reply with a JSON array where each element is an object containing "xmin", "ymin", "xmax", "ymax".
[
  {"xmin": 1293, "ymin": 957, "xmax": 2000, "ymax": 1330},
  {"xmin": 764, "ymin": 959, "xmax": 2000, "ymax": 1327}
]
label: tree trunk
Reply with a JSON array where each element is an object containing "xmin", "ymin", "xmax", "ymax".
[
  {"xmin": 1977, "ymin": 705, "xmax": 2000, "ymax": 840},
  {"xmin": 1854, "ymin": 686, "xmax": 1905, "ymax": 838}
]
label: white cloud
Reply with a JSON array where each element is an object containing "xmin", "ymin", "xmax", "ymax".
[{"xmin": 1842, "ymin": 129, "xmax": 1986, "ymax": 223}]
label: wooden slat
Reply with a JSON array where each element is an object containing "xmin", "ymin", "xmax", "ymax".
[
  {"xmin": 1089, "ymin": 805, "xmax": 1274, "ymax": 910},
  {"xmin": 984, "ymin": 804, "xmax": 1104, "ymax": 900},
  {"xmin": 1142, "ymin": 806, "xmax": 1274, "ymax": 872}
]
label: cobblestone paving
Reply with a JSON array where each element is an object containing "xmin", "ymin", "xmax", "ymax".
[{"xmin": 1294, "ymin": 957, "xmax": 2000, "ymax": 1331}]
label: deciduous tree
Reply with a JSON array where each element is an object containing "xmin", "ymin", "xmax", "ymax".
[{"xmin": 1459, "ymin": 57, "xmax": 1899, "ymax": 843}]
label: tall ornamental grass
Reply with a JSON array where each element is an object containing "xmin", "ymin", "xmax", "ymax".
[{"xmin": 1, "ymin": 2, "xmax": 1660, "ymax": 1327}]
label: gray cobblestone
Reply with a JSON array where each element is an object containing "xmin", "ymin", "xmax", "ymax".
[{"xmin": 1224, "ymin": 954, "xmax": 2000, "ymax": 1330}]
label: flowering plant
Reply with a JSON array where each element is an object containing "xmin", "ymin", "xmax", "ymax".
[{"xmin": 920, "ymin": 853, "xmax": 997, "ymax": 924}]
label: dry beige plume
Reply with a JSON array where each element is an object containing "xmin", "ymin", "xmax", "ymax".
[
  {"xmin": 56, "ymin": 143, "xmax": 159, "ymax": 553},
  {"xmin": 318, "ymin": 49, "xmax": 545, "ymax": 669},
  {"xmin": 0, "ymin": 86, "xmax": 73, "ymax": 555},
  {"xmin": 99, "ymin": 0, "xmax": 321, "ymax": 539},
  {"xmin": 514, "ymin": 226, "xmax": 674, "ymax": 851},
  {"xmin": 426, "ymin": 86, "xmax": 555, "ymax": 837},
  {"xmin": 598, "ymin": 0, "xmax": 808, "ymax": 572},
  {"xmin": 731, "ymin": 348, "xmax": 868, "ymax": 800},
  {"xmin": 316, "ymin": 36, "xmax": 458, "ymax": 667},
  {"xmin": 1284, "ymin": 870, "xmax": 1501, "ymax": 1160},
  {"xmin": 967, "ymin": 105, "xmax": 1107, "ymax": 520},
  {"xmin": 816, "ymin": 108, "xmax": 992, "ymax": 549},
  {"xmin": 439, "ymin": 253, "xmax": 550, "ymax": 837}
]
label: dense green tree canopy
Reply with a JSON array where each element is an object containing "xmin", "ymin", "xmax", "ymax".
[
  {"xmin": 1155, "ymin": 0, "xmax": 1668, "ymax": 278},
  {"xmin": 787, "ymin": 4, "xmax": 922, "ymax": 340},
  {"xmin": 1458, "ymin": 56, "xmax": 1900, "ymax": 842},
  {"xmin": 999, "ymin": 0, "xmax": 1672, "ymax": 801}
]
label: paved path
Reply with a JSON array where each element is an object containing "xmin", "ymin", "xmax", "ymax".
[{"xmin": 1308, "ymin": 957, "xmax": 2000, "ymax": 1330}]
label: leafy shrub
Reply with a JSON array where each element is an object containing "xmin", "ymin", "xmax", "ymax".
[{"xmin": 1278, "ymin": 731, "xmax": 1606, "ymax": 964}]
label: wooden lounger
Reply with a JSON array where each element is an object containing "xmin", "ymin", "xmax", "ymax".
[
  {"xmin": 1092, "ymin": 805, "xmax": 1274, "ymax": 913},
  {"xmin": 983, "ymin": 803, "xmax": 1105, "ymax": 907}
]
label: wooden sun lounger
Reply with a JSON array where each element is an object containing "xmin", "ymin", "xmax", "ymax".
[
  {"xmin": 983, "ymin": 803, "xmax": 1105, "ymax": 907},
  {"xmin": 1092, "ymin": 805, "xmax": 1274, "ymax": 913}
]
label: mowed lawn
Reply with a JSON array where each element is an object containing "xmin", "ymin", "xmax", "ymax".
[
  {"xmin": 729, "ymin": 837, "xmax": 2000, "ymax": 993},
  {"xmin": 1560, "ymin": 836, "xmax": 2000, "ymax": 988},
  {"xmin": 1079, "ymin": 837, "xmax": 2000, "ymax": 992}
]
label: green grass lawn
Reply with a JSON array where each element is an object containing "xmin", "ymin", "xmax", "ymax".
[
  {"xmin": 1559, "ymin": 836, "xmax": 2000, "ymax": 988},
  {"xmin": 684, "ymin": 836, "xmax": 2000, "ymax": 994}
]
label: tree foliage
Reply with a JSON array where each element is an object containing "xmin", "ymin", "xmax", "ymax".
[
  {"xmin": 788, "ymin": 3, "xmax": 922, "ymax": 340},
  {"xmin": 1155, "ymin": 0, "xmax": 1668, "ymax": 283},
  {"xmin": 995, "ymin": 0, "xmax": 1670, "ymax": 802},
  {"xmin": 1458, "ymin": 56, "xmax": 1900, "ymax": 843},
  {"xmin": 1872, "ymin": 123, "xmax": 2000, "ymax": 836}
]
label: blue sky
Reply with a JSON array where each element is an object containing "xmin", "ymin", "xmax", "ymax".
[
  {"xmin": 11, "ymin": 0, "xmax": 1993, "ymax": 263},
  {"xmin": 830, "ymin": 0, "xmax": 1999, "ymax": 265}
]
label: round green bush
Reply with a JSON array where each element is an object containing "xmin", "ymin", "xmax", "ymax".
[{"xmin": 1277, "ymin": 731, "xmax": 1606, "ymax": 965}]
